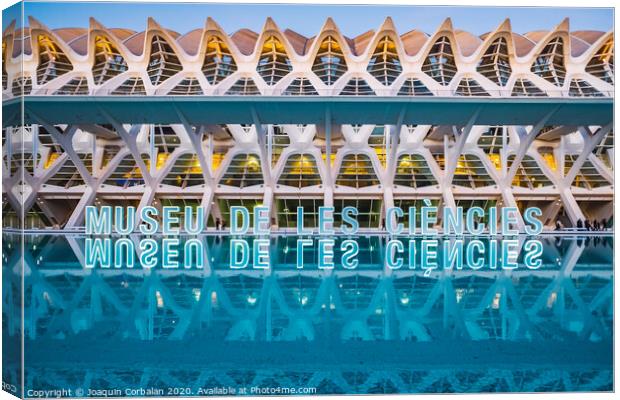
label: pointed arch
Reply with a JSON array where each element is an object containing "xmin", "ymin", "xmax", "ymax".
[
  {"xmin": 367, "ymin": 35, "xmax": 402, "ymax": 86},
  {"xmin": 92, "ymin": 35, "xmax": 128, "ymax": 85},
  {"xmin": 530, "ymin": 36, "xmax": 566, "ymax": 87},
  {"xmin": 476, "ymin": 37, "xmax": 512, "ymax": 86},
  {"xmin": 147, "ymin": 34, "xmax": 183, "ymax": 85},
  {"xmin": 201, "ymin": 35, "xmax": 237, "ymax": 84},
  {"xmin": 256, "ymin": 35, "xmax": 292, "ymax": 85},
  {"xmin": 311, "ymin": 35, "xmax": 347, "ymax": 85},
  {"xmin": 422, "ymin": 36, "xmax": 458, "ymax": 86},
  {"xmin": 36, "ymin": 34, "xmax": 73, "ymax": 85},
  {"xmin": 278, "ymin": 153, "xmax": 321, "ymax": 188},
  {"xmin": 586, "ymin": 38, "xmax": 613, "ymax": 84}
]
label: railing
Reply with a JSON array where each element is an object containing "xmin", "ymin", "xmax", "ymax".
[{"xmin": 4, "ymin": 88, "xmax": 615, "ymax": 98}]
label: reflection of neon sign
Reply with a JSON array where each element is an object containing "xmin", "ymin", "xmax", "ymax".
[{"xmin": 84, "ymin": 204, "xmax": 544, "ymax": 271}]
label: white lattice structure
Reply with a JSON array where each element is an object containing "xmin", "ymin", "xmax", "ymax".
[{"xmin": 1, "ymin": 16, "xmax": 614, "ymax": 231}]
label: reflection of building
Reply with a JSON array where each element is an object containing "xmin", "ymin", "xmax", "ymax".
[
  {"xmin": 1, "ymin": 17, "xmax": 614, "ymax": 230},
  {"xmin": 2, "ymin": 234, "xmax": 613, "ymax": 393}
]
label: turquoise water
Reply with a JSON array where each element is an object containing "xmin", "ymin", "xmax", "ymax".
[{"xmin": 2, "ymin": 234, "xmax": 613, "ymax": 396}]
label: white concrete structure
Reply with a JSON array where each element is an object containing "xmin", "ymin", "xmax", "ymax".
[{"xmin": 1, "ymin": 17, "xmax": 614, "ymax": 230}]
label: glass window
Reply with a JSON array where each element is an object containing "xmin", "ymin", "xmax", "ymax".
[
  {"xmin": 476, "ymin": 37, "xmax": 511, "ymax": 86},
  {"xmin": 162, "ymin": 154, "xmax": 205, "ymax": 188},
  {"xmin": 394, "ymin": 154, "xmax": 437, "ymax": 188},
  {"xmin": 367, "ymin": 36, "xmax": 402, "ymax": 86},
  {"xmin": 509, "ymin": 155, "xmax": 553, "ymax": 189},
  {"xmin": 451, "ymin": 154, "xmax": 496, "ymax": 189},
  {"xmin": 312, "ymin": 35, "xmax": 347, "ymax": 85},
  {"xmin": 454, "ymin": 77, "xmax": 490, "ymax": 96},
  {"xmin": 111, "ymin": 77, "xmax": 146, "ymax": 95},
  {"xmin": 54, "ymin": 77, "xmax": 89, "ymax": 95},
  {"xmin": 594, "ymin": 129, "xmax": 613, "ymax": 169},
  {"xmin": 220, "ymin": 153, "xmax": 263, "ymax": 188},
  {"xmin": 278, "ymin": 153, "xmax": 321, "ymax": 188},
  {"xmin": 530, "ymin": 36, "xmax": 566, "ymax": 87},
  {"xmin": 422, "ymin": 36, "xmax": 458, "ymax": 86},
  {"xmin": 568, "ymin": 79, "xmax": 604, "ymax": 97},
  {"xmin": 92, "ymin": 35, "xmax": 128, "ymax": 85},
  {"xmin": 276, "ymin": 197, "xmax": 323, "ymax": 228},
  {"xmin": 12, "ymin": 75, "xmax": 32, "ymax": 96},
  {"xmin": 36, "ymin": 35, "xmax": 73, "ymax": 85},
  {"xmin": 147, "ymin": 35, "xmax": 183, "ymax": 85},
  {"xmin": 586, "ymin": 38, "xmax": 614, "ymax": 84},
  {"xmin": 225, "ymin": 78, "xmax": 261, "ymax": 95},
  {"xmin": 256, "ymin": 36, "xmax": 292, "ymax": 85},
  {"xmin": 565, "ymin": 155, "xmax": 611, "ymax": 189},
  {"xmin": 217, "ymin": 198, "xmax": 263, "ymax": 228},
  {"xmin": 340, "ymin": 77, "xmax": 375, "ymax": 96},
  {"xmin": 336, "ymin": 153, "xmax": 380, "ymax": 188},
  {"xmin": 511, "ymin": 78, "xmax": 546, "ymax": 97},
  {"xmin": 283, "ymin": 77, "xmax": 318, "ymax": 95},
  {"xmin": 334, "ymin": 198, "xmax": 382, "ymax": 228},
  {"xmin": 168, "ymin": 78, "xmax": 203, "ymax": 95},
  {"xmin": 103, "ymin": 154, "xmax": 146, "ymax": 188},
  {"xmin": 202, "ymin": 36, "xmax": 237, "ymax": 84},
  {"xmin": 397, "ymin": 78, "xmax": 433, "ymax": 96}
]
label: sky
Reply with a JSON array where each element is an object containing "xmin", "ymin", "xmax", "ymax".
[{"xmin": 2, "ymin": 2, "xmax": 614, "ymax": 37}]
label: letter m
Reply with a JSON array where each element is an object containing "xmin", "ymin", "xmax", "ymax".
[{"xmin": 85, "ymin": 206, "xmax": 112, "ymax": 234}]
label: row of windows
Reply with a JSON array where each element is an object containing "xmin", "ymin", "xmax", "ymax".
[
  {"xmin": 5, "ymin": 34, "xmax": 611, "ymax": 92},
  {"xmin": 18, "ymin": 74, "xmax": 606, "ymax": 97},
  {"xmin": 17, "ymin": 148, "xmax": 609, "ymax": 191}
]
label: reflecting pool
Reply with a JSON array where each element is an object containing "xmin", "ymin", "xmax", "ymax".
[{"xmin": 2, "ymin": 234, "xmax": 613, "ymax": 396}]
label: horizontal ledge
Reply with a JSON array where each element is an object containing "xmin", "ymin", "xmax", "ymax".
[{"xmin": 3, "ymin": 95, "xmax": 613, "ymax": 127}]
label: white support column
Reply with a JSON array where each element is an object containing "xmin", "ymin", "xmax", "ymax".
[
  {"xmin": 499, "ymin": 186, "xmax": 526, "ymax": 231},
  {"xmin": 250, "ymin": 107, "xmax": 274, "ymax": 188},
  {"xmin": 383, "ymin": 186, "xmax": 395, "ymax": 229},
  {"xmin": 135, "ymin": 186, "xmax": 156, "ymax": 228},
  {"xmin": 385, "ymin": 124, "xmax": 400, "ymax": 187},
  {"xmin": 324, "ymin": 109, "xmax": 333, "ymax": 209},
  {"xmin": 200, "ymin": 186, "xmax": 214, "ymax": 230}
]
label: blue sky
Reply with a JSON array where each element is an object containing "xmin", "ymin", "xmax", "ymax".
[{"xmin": 3, "ymin": 2, "xmax": 614, "ymax": 37}]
